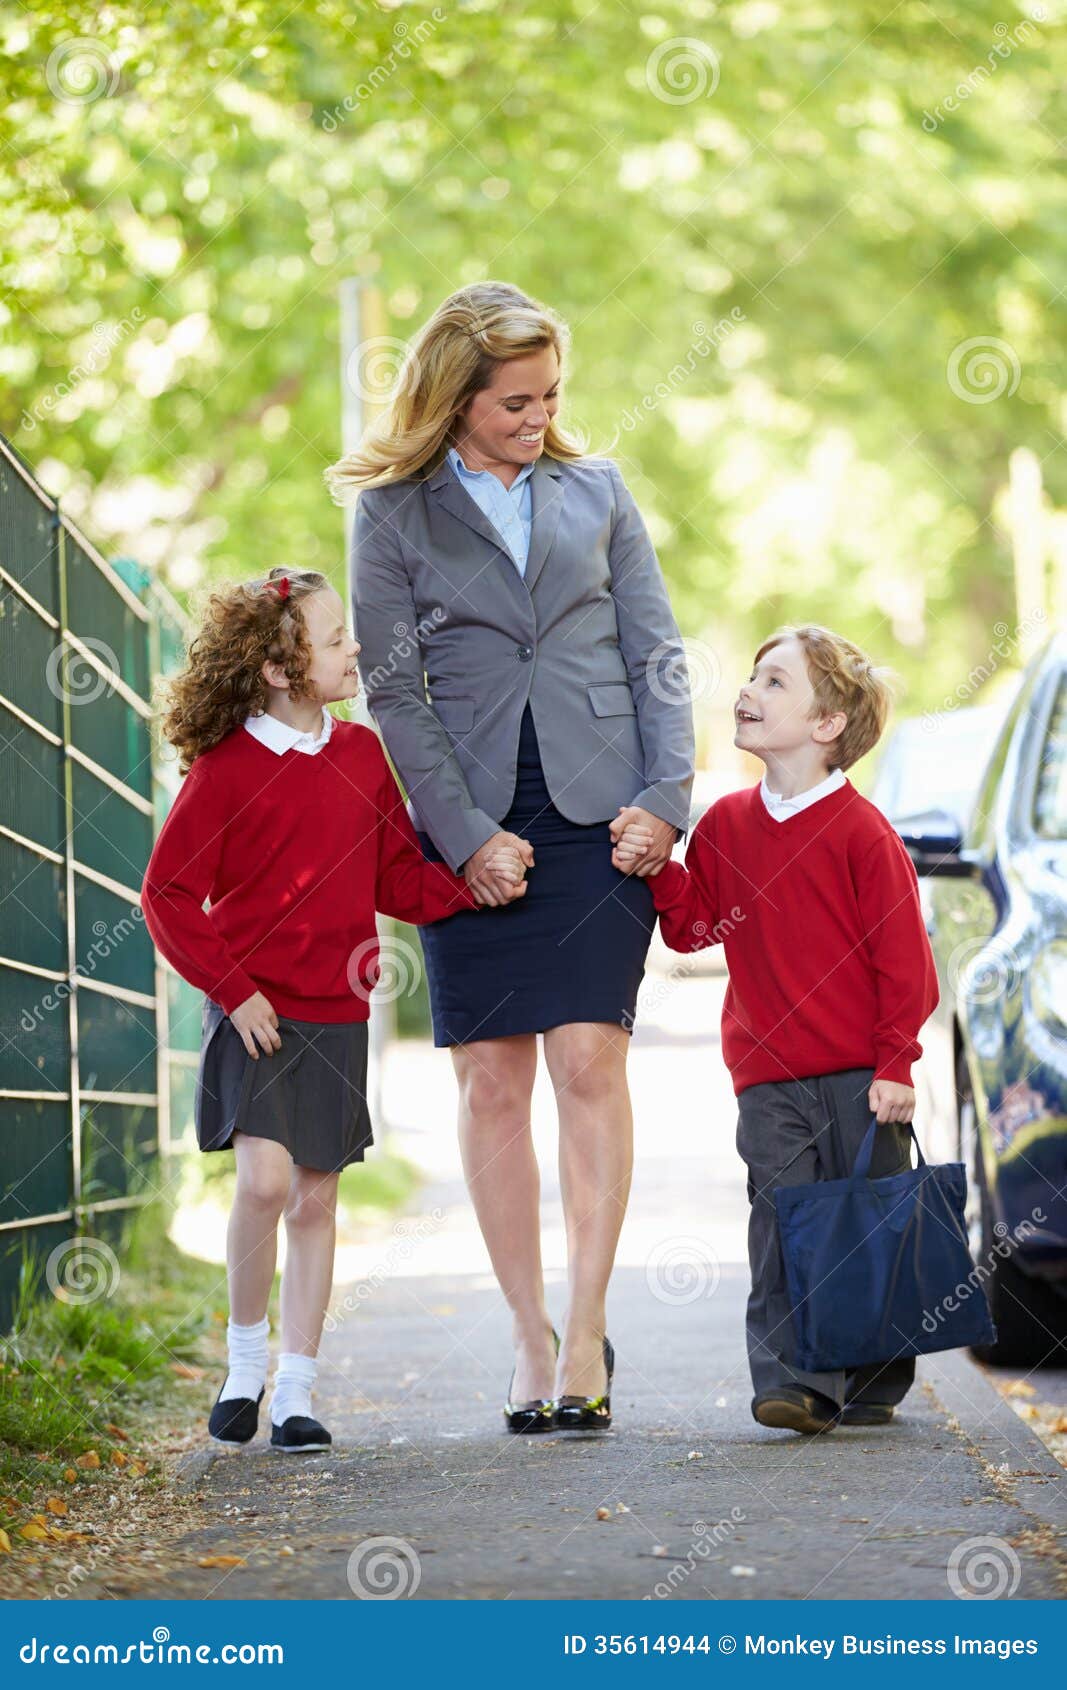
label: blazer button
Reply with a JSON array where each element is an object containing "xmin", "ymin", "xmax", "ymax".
[{"xmin": 516, "ymin": 643, "xmax": 533, "ymax": 661}]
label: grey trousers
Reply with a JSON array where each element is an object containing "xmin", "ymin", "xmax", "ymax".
[{"xmin": 735, "ymin": 1067, "xmax": 917, "ymax": 1409}]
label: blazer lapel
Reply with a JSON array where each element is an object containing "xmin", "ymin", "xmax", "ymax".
[
  {"xmin": 522, "ymin": 455, "xmax": 564, "ymax": 594},
  {"xmin": 425, "ymin": 452, "xmax": 564, "ymax": 596}
]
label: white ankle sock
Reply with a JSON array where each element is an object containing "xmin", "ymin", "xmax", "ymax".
[
  {"xmin": 270, "ymin": 1352, "xmax": 318, "ymax": 1427},
  {"xmin": 220, "ymin": 1315, "xmax": 270, "ymax": 1403}
]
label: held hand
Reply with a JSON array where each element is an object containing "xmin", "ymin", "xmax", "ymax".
[
  {"xmin": 464, "ymin": 832, "xmax": 535, "ymax": 907},
  {"xmin": 609, "ymin": 806, "xmax": 677, "ymax": 877},
  {"xmin": 483, "ymin": 844, "xmax": 529, "ymax": 897},
  {"xmin": 868, "ymin": 1079, "xmax": 915, "ymax": 1125},
  {"xmin": 612, "ymin": 820, "xmax": 655, "ymax": 869},
  {"xmin": 230, "ymin": 991, "xmax": 281, "ymax": 1060}
]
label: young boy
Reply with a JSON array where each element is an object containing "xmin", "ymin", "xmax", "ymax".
[{"xmin": 613, "ymin": 624, "xmax": 939, "ymax": 1436}]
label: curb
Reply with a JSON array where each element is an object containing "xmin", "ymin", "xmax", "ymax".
[{"xmin": 919, "ymin": 1347, "xmax": 1067, "ymax": 1534}]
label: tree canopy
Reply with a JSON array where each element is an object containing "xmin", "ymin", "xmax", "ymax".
[{"xmin": 2, "ymin": 0, "xmax": 1063, "ymax": 731}]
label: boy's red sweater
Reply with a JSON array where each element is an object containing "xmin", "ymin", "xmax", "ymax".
[
  {"xmin": 141, "ymin": 719, "xmax": 478, "ymax": 1022},
  {"xmin": 649, "ymin": 780, "xmax": 939, "ymax": 1095}
]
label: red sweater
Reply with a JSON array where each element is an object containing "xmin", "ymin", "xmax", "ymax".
[
  {"xmin": 649, "ymin": 780, "xmax": 939, "ymax": 1095},
  {"xmin": 141, "ymin": 720, "xmax": 477, "ymax": 1022}
]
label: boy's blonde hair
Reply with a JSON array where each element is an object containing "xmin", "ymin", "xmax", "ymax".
[{"xmin": 754, "ymin": 623, "xmax": 897, "ymax": 771}]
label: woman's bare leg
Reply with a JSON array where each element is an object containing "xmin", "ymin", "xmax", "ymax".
[
  {"xmin": 451, "ymin": 1034, "xmax": 556, "ymax": 1402},
  {"xmin": 542, "ymin": 1023, "xmax": 633, "ymax": 1400},
  {"xmin": 226, "ymin": 1132, "xmax": 292, "ymax": 1323},
  {"xmin": 279, "ymin": 1165, "xmax": 341, "ymax": 1356}
]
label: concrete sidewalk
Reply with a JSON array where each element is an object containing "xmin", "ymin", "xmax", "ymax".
[{"xmin": 102, "ymin": 976, "xmax": 1066, "ymax": 1601}]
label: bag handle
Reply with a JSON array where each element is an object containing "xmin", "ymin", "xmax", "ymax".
[{"xmin": 851, "ymin": 1114, "xmax": 927, "ymax": 1182}]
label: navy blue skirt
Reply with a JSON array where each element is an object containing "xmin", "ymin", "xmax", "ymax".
[{"xmin": 416, "ymin": 705, "xmax": 656, "ymax": 1046}]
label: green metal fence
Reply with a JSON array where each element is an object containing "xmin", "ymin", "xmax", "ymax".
[{"xmin": 0, "ymin": 435, "xmax": 185, "ymax": 1329}]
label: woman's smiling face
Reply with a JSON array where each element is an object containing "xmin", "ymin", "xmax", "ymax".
[{"xmin": 453, "ymin": 346, "xmax": 560, "ymax": 474}]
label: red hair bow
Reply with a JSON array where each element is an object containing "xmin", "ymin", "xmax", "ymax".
[{"xmin": 269, "ymin": 575, "xmax": 291, "ymax": 601}]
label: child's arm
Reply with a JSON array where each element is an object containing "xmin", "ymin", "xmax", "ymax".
[
  {"xmin": 853, "ymin": 828, "xmax": 941, "ymax": 1091},
  {"xmin": 645, "ymin": 815, "xmax": 723, "ymax": 953},
  {"xmin": 372, "ymin": 743, "xmax": 482, "ymax": 925},
  {"xmin": 140, "ymin": 758, "xmax": 261, "ymax": 1015}
]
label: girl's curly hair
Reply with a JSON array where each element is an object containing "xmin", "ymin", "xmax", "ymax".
[{"xmin": 161, "ymin": 567, "xmax": 329, "ymax": 771}]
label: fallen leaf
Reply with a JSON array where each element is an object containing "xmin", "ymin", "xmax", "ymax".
[
  {"xmin": 129, "ymin": 1459, "xmax": 148, "ymax": 1477},
  {"xmin": 63, "ymin": 1468, "xmax": 78, "ymax": 1484},
  {"xmin": 0, "ymin": 1528, "xmax": 10, "ymax": 1554},
  {"xmin": 105, "ymin": 1424, "xmax": 128, "ymax": 1441},
  {"xmin": 109, "ymin": 1450, "xmax": 128, "ymax": 1468},
  {"xmin": 595, "ymin": 1506, "xmax": 611, "ymax": 1520},
  {"xmin": 0, "ymin": 1497, "xmax": 19, "ymax": 1515},
  {"xmin": 19, "ymin": 1521, "xmax": 50, "ymax": 1542},
  {"xmin": 197, "ymin": 1554, "xmax": 246, "ymax": 1568},
  {"xmin": 74, "ymin": 1451, "xmax": 100, "ymax": 1470},
  {"xmin": 45, "ymin": 1498, "xmax": 68, "ymax": 1517}
]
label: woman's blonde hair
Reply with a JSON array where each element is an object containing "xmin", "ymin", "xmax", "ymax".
[
  {"xmin": 160, "ymin": 567, "xmax": 329, "ymax": 771},
  {"xmin": 754, "ymin": 623, "xmax": 899, "ymax": 771},
  {"xmin": 323, "ymin": 280, "xmax": 586, "ymax": 500}
]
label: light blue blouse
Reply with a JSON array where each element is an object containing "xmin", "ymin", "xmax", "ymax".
[{"xmin": 446, "ymin": 445, "xmax": 535, "ymax": 576}]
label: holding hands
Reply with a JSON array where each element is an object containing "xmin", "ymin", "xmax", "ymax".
[
  {"xmin": 610, "ymin": 806, "xmax": 677, "ymax": 877},
  {"xmin": 464, "ymin": 831, "xmax": 534, "ymax": 906}
]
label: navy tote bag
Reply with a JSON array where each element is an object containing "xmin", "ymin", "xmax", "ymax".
[{"xmin": 773, "ymin": 1117, "xmax": 996, "ymax": 1371}]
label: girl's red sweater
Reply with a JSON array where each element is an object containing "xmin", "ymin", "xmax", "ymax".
[
  {"xmin": 649, "ymin": 780, "xmax": 940, "ymax": 1095},
  {"xmin": 141, "ymin": 720, "xmax": 477, "ymax": 1021}
]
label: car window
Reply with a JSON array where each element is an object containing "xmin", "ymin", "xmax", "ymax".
[{"xmin": 1034, "ymin": 672, "xmax": 1067, "ymax": 840}]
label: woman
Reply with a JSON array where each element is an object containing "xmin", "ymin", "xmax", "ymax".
[{"xmin": 326, "ymin": 281, "xmax": 694, "ymax": 1433}]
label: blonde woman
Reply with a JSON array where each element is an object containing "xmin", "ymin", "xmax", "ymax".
[{"xmin": 326, "ymin": 281, "xmax": 694, "ymax": 1434}]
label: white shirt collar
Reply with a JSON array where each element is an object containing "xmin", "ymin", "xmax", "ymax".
[
  {"xmin": 760, "ymin": 765, "xmax": 845, "ymax": 822},
  {"xmin": 243, "ymin": 707, "xmax": 334, "ymax": 757}
]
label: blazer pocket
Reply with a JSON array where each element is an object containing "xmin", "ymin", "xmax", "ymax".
[
  {"xmin": 587, "ymin": 682, "xmax": 637, "ymax": 718},
  {"xmin": 432, "ymin": 696, "xmax": 475, "ymax": 732}
]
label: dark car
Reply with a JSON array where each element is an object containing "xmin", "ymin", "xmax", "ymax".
[{"xmin": 895, "ymin": 634, "xmax": 1067, "ymax": 1365}]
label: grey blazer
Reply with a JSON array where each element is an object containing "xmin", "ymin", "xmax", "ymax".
[{"xmin": 350, "ymin": 453, "xmax": 695, "ymax": 874}]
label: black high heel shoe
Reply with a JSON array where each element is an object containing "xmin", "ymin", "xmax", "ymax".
[
  {"xmin": 553, "ymin": 1335, "xmax": 614, "ymax": 1432},
  {"xmin": 504, "ymin": 1326, "xmax": 560, "ymax": 1435}
]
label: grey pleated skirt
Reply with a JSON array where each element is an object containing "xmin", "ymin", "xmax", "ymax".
[{"xmin": 194, "ymin": 998, "xmax": 373, "ymax": 1172}]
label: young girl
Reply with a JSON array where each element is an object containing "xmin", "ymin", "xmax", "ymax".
[{"xmin": 141, "ymin": 567, "xmax": 524, "ymax": 1453}]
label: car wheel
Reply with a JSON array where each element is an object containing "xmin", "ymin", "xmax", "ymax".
[{"xmin": 957, "ymin": 1051, "xmax": 1067, "ymax": 1366}]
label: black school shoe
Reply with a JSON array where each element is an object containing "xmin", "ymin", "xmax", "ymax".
[
  {"xmin": 270, "ymin": 1414, "xmax": 332, "ymax": 1453},
  {"xmin": 752, "ymin": 1387, "xmax": 840, "ymax": 1435},
  {"xmin": 841, "ymin": 1402, "xmax": 896, "ymax": 1426},
  {"xmin": 209, "ymin": 1384, "xmax": 265, "ymax": 1447}
]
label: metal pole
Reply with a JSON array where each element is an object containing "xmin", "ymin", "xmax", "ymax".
[{"xmin": 338, "ymin": 277, "xmax": 394, "ymax": 1130}]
